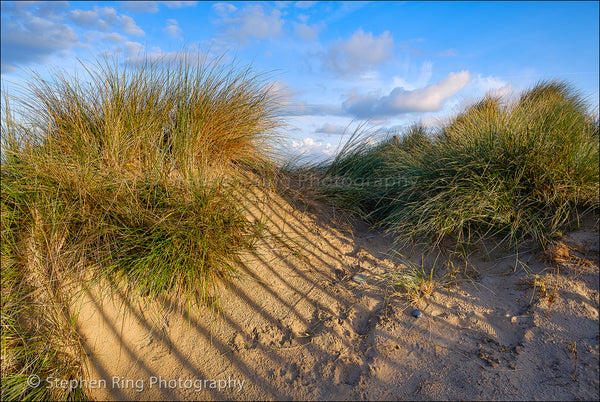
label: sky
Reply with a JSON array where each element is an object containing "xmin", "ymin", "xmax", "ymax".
[{"xmin": 1, "ymin": 1, "xmax": 599, "ymax": 161}]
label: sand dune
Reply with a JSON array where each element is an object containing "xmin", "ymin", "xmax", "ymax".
[{"xmin": 75, "ymin": 187, "xmax": 599, "ymax": 400}]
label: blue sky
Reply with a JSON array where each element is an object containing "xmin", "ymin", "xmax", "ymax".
[{"xmin": 2, "ymin": 1, "xmax": 599, "ymax": 160}]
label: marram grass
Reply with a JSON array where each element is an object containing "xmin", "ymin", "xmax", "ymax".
[
  {"xmin": 1, "ymin": 51, "xmax": 282, "ymax": 400},
  {"xmin": 319, "ymin": 80, "xmax": 599, "ymax": 249}
]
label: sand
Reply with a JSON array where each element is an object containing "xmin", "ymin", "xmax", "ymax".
[{"xmin": 74, "ymin": 186, "xmax": 599, "ymax": 400}]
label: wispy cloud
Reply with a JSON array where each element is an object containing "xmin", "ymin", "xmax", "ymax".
[
  {"xmin": 467, "ymin": 74, "xmax": 513, "ymax": 99},
  {"xmin": 163, "ymin": 19, "xmax": 182, "ymax": 39},
  {"xmin": 284, "ymin": 101, "xmax": 344, "ymax": 117},
  {"xmin": 315, "ymin": 123, "xmax": 346, "ymax": 135},
  {"xmin": 322, "ymin": 1, "xmax": 372, "ymax": 25},
  {"xmin": 390, "ymin": 61, "xmax": 433, "ymax": 91},
  {"xmin": 343, "ymin": 70, "xmax": 472, "ymax": 118},
  {"xmin": 215, "ymin": 4, "xmax": 284, "ymax": 44},
  {"xmin": 324, "ymin": 28, "xmax": 394, "ymax": 74},
  {"xmin": 436, "ymin": 48, "xmax": 458, "ymax": 57}
]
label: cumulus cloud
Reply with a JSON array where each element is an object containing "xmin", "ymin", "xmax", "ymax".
[
  {"xmin": 68, "ymin": 6, "xmax": 144, "ymax": 36},
  {"xmin": 83, "ymin": 31, "xmax": 128, "ymax": 45},
  {"xmin": 212, "ymin": 2, "xmax": 237, "ymax": 17},
  {"xmin": 68, "ymin": 9, "xmax": 100, "ymax": 26},
  {"xmin": 1, "ymin": 1, "xmax": 69, "ymax": 19},
  {"xmin": 104, "ymin": 32, "xmax": 127, "ymax": 43},
  {"xmin": 118, "ymin": 15, "xmax": 145, "ymax": 36},
  {"xmin": 324, "ymin": 28, "xmax": 394, "ymax": 74},
  {"xmin": 343, "ymin": 71, "xmax": 472, "ymax": 118},
  {"xmin": 163, "ymin": 19, "xmax": 182, "ymax": 38},
  {"xmin": 289, "ymin": 137, "xmax": 337, "ymax": 160},
  {"xmin": 1, "ymin": 3, "xmax": 78, "ymax": 72},
  {"xmin": 216, "ymin": 4, "xmax": 284, "ymax": 44}
]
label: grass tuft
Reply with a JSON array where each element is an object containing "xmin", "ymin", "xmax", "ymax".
[
  {"xmin": 1, "ymin": 50, "xmax": 282, "ymax": 400},
  {"xmin": 394, "ymin": 260, "xmax": 437, "ymax": 306},
  {"xmin": 318, "ymin": 80, "xmax": 599, "ymax": 249}
]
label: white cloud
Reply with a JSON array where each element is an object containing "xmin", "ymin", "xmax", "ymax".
[
  {"xmin": 343, "ymin": 71, "xmax": 472, "ymax": 118},
  {"xmin": 212, "ymin": 2, "xmax": 237, "ymax": 17},
  {"xmin": 419, "ymin": 115, "xmax": 444, "ymax": 129},
  {"xmin": 324, "ymin": 28, "xmax": 394, "ymax": 74},
  {"xmin": 83, "ymin": 31, "xmax": 127, "ymax": 45},
  {"xmin": 68, "ymin": 6, "xmax": 144, "ymax": 36},
  {"xmin": 68, "ymin": 9, "xmax": 99, "ymax": 26},
  {"xmin": 217, "ymin": 4, "xmax": 284, "ymax": 44},
  {"xmin": 124, "ymin": 41, "xmax": 144, "ymax": 57},
  {"xmin": 1, "ymin": 1, "xmax": 69, "ymax": 19},
  {"xmin": 121, "ymin": 15, "xmax": 145, "ymax": 36},
  {"xmin": 104, "ymin": 32, "xmax": 127, "ymax": 43},
  {"xmin": 469, "ymin": 74, "xmax": 513, "ymax": 99},
  {"xmin": 390, "ymin": 61, "xmax": 433, "ymax": 92},
  {"xmin": 163, "ymin": 19, "xmax": 182, "ymax": 38},
  {"xmin": 33, "ymin": 1, "xmax": 70, "ymax": 19},
  {"xmin": 289, "ymin": 137, "xmax": 337, "ymax": 159},
  {"xmin": 293, "ymin": 22, "xmax": 323, "ymax": 41},
  {"xmin": 1, "ymin": 4, "xmax": 78, "ymax": 72}
]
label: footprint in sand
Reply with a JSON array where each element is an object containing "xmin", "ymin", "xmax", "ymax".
[{"xmin": 466, "ymin": 310, "xmax": 532, "ymax": 346}]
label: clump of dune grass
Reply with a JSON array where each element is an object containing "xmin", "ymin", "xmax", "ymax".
[
  {"xmin": 1, "ymin": 51, "xmax": 282, "ymax": 400},
  {"xmin": 318, "ymin": 123, "xmax": 429, "ymax": 222},
  {"xmin": 320, "ymin": 80, "xmax": 599, "ymax": 249},
  {"xmin": 1, "ymin": 178, "xmax": 88, "ymax": 401},
  {"xmin": 394, "ymin": 260, "xmax": 437, "ymax": 306}
]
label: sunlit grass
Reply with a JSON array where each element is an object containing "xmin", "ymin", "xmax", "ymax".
[
  {"xmin": 1, "ymin": 51, "xmax": 283, "ymax": 400},
  {"xmin": 319, "ymin": 80, "xmax": 599, "ymax": 249}
]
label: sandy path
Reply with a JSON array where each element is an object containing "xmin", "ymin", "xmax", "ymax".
[{"xmin": 75, "ymin": 187, "xmax": 599, "ymax": 400}]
